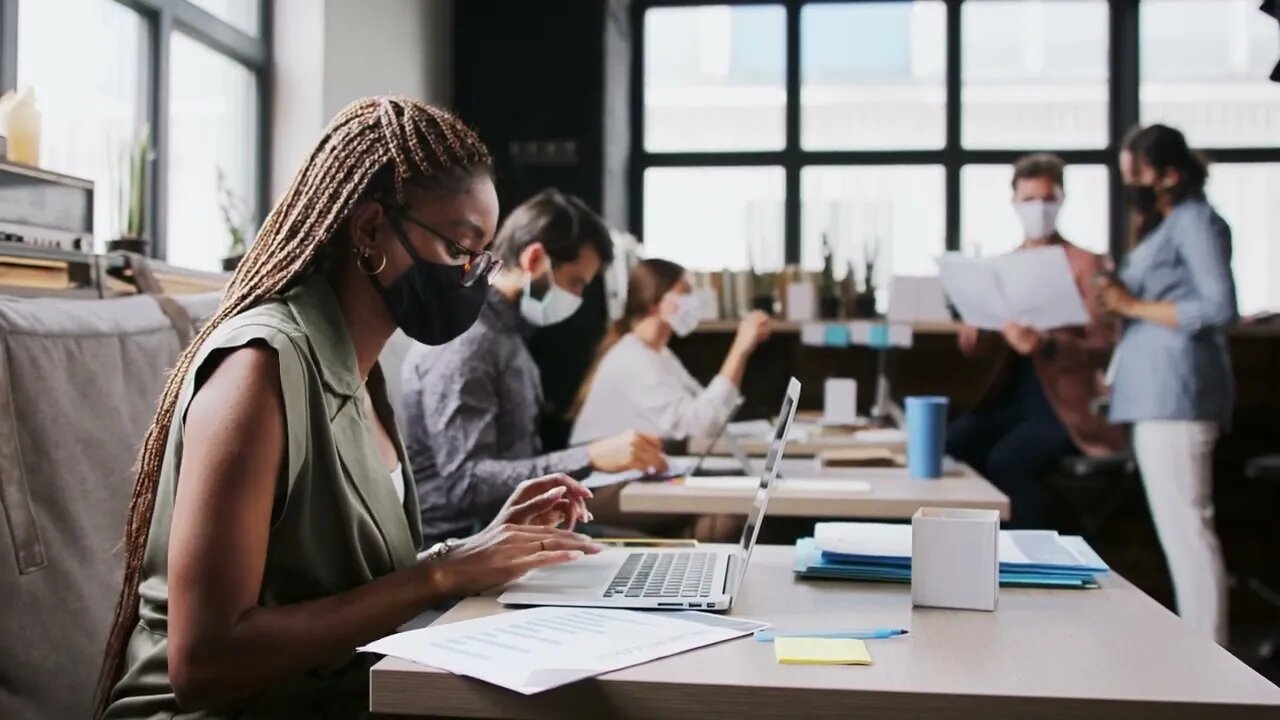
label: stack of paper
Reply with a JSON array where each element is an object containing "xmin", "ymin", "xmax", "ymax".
[
  {"xmin": 792, "ymin": 522, "xmax": 1108, "ymax": 589},
  {"xmin": 360, "ymin": 606, "xmax": 769, "ymax": 695},
  {"xmin": 819, "ymin": 446, "xmax": 904, "ymax": 468}
]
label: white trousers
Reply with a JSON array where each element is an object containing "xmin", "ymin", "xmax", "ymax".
[{"xmin": 1132, "ymin": 420, "xmax": 1227, "ymax": 644}]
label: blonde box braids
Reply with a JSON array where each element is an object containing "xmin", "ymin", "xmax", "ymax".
[{"xmin": 93, "ymin": 96, "xmax": 492, "ymax": 716}]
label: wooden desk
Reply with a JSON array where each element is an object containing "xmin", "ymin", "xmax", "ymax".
[
  {"xmin": 369, "ymin": 545, "xmax": 1280, "ymax": 719},
  {"xmin": 688, "ymin": 427, "xmax": 905, "ymax": 458},
  {"xmin": 619, "ymin": 458, "xmax": 1011, "ymax": 520}
]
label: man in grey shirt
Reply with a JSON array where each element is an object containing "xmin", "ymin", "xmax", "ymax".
[{"xmin": 402, "ymin": 189, "xmax": 668, "ymax": 544}]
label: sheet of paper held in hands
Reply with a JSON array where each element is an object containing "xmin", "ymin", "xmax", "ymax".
[
  {"xmin": 936, "ymin": 245, "xmax": 1089, "ymax": 331},
  {"xmin": 360, "ymin": 606, "xmax": 769, "ymax": 695}
]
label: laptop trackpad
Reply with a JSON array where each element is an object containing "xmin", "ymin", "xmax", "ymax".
[{"xmin": 504, "ymin": 550, "xmax": 623, "ymax": 593}]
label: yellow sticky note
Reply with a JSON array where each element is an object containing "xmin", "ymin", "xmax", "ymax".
[{"xmin": 774, "ymin": 637, "xmax": 873, "ymax": 666}]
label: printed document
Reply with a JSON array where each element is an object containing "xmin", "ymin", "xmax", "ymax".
[
  {"xmin": 582, "ymin": 459, "xmax": 694, "ymax": 489},
  {"xmin": 936, "ymin": 245, "xmax": 1088, "ymax": 331},
  {"xmin": 361, "ymin": 606, "xmax": 767, "ymax": 694}
]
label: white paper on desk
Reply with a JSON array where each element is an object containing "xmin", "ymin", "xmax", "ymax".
[
  {"xmin": 680, "ymin": 476, "xmax": 871, "ymax": 493},
  {"xmin": 360, "ymin": 606, "xmax": 768, "ymax": 695},
  {"xmin": 727, "ymin": 419, "xmax": 775, "ymax": 438},
  {"xmin": 582, "ymin": 459, "xmax": 694, "ymax": 489},
  {"xmin": 937, "ymin": 246, "xmax": 1088, "ymax": 331},
  {"xmin": 813, "ymin": 522, "xmax": 1096, "ymax": 568},
  {"xmin": 850, "ymin": 428, "xmax": 907, "ymax": 445}
]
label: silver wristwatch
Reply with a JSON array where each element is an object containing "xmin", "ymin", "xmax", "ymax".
[{"xmin": 422, "ymin": 537, "xmax": 462, "ymax": 562}]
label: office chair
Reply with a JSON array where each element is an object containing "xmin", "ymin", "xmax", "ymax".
[
  {"xmin": 1046, "ymin": 452, "xmax": 1138, "ymax": 539},
  {"xmin": 1241, "ymin": 454, "xmax": 1280, "ymax": 660},
  {"xmin": 1043, "ymin": 398, "xmax": 1138, "ymax": 539}
]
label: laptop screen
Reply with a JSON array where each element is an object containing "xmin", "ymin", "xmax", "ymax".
[{"xmin": 734, "ymin": 378, "xmax": 801, "ymax": 567}]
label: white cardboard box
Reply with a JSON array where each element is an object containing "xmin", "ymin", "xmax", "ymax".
[
  {"xmin": 822, "ymin": 378, "xmax": 858, "ymax": 425},
  {"xmin": 911, "ymin": 507, "xmax": 999, "ymax": 611}
]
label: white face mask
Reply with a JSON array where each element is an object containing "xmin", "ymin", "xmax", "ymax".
[
  {"xmin": 519, "ymin": 270, "xmax": 583, "ymax": 327},
  {"xmin": 1013, "ymin": 199, "xmax": 1063, "ymax": 241},
  {"xmin": 664, "ymin": 292, "xmax": 702, "ymax": 338}
]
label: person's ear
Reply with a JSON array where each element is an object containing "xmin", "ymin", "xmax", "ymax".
[
  {"xmin": 347, "ymin": 200, "xmax": 385, "ymax": 250},
  {"xmin": 519, "ymin": 241, "xmax": 548, "ymax": 275},
  {"xmin": 1160, "ymin": 168, "xmax": 1181, "ymax": 190},
  {"xmin": 655, "ymin": 293, "xmax": 677, "ymax": 318}
]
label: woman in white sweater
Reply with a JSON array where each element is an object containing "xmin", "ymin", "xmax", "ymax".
[{"xmin": 572, "ymin": 259, "xmax": 772, "ymax": 445}]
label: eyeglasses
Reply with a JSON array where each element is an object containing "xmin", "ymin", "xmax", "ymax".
[{"xmin": 389, "ymin": 209, "xmax": 502, "ymax": 287}]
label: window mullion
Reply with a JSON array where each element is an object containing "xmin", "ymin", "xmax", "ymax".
[{"xmin": 149, "ymin": 5, "xmax": 171, "ymax": 260}]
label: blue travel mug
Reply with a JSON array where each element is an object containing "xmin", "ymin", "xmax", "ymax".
[{"xmin": 906, "ymin": 396, "xmax": 948, "ymax": 479}]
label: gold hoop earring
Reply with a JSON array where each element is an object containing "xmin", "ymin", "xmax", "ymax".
[{"xmin": 354, "ymin": 244, "xmax": 387, "ymax": 276}]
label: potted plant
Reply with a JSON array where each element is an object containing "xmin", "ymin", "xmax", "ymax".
[
  {"xmin": 852, "ymin": 236, "xmax": 881, "ymax": 318},
  {"xmin": 745, "ymin": 241, "xmax": 776, "ymax": 315},
  {"xmin": 106, "ymin": 126, "xmax": 151, "ymax": 255},
  {"xmin": 217, "ymin": 167, "xmax": 253, "ymax": 272},
  {"xmin": 818, "ymin": 233, "xmax": 841, "ymax": 319},
  {"xmin": 841, "ymin": 258, "xmax": 859, "ymax": 317}
]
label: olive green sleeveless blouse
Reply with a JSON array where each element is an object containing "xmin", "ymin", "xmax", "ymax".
[{"xmin": 105, "ymin": 274, "xmax": 423, "ymax": 719}]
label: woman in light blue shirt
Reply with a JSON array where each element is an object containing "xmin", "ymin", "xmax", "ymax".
[{"xmin": 1098, "ymin": 124, "xmax": 1236, "ymax": 645}]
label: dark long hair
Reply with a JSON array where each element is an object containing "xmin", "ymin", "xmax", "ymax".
[
  {"xmin": 94, "ymin": 97, "xmax": 492, "ymax": 717},
  {"xmin": 1123, "ymin": 124, "xmax": 1210, "ymax": 243},
  {"xmin": 572, "ymin": 258, "xmax": 686, "ymax": 414}
]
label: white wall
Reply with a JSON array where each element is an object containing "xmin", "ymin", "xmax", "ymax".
[
  {"xmin": 269, "ymin": 0, "xmax": 326, "ymax": 202},
  {"xmin": 321, "ymin": 0, "xmax": 453, "ymax": 120},
  {"xmin": 269, "ymin": 0, "xmax": 454, "ymax": 200}
]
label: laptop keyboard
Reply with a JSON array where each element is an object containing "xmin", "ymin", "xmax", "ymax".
[{"xmin": 602, "ymin": 552, "xmax": 716, "ymax": 599}]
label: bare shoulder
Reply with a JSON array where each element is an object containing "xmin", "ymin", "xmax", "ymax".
[{"xmin": 185, "ymin": 343, "xmax": 285, "ymax": 434}]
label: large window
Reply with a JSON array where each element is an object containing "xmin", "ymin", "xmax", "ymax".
[
  {"xmin": 1140, "ymin": 0, "xmax": 1280, "ymax": 314},
  {"xmin": 166, "ymin": 30, "xmax": 258, "ymax": 271},
  {"xmin": 644, "ymin": 5, "xmax": 786, "ymax": 152},
  {"xmin": 17, "ymin": 0, "xmax": 146, "ymax": 250},
  {"xmin": 634, "ymin": 0, "xmax": 1280, "ymax": 314},
  {"xmin": 800, "ymin": 2, "xmax": 946, "ymax": 150},
  {"xmin": 10, "ymin": 0, "xmax": 268, "ymax": 271}
]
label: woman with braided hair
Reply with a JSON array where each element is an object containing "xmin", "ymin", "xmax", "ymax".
[{"xmin": 95, "ymin": 97, "xmax": 600, "ymax": 719}]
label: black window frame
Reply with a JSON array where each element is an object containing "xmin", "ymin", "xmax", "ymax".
[
  {"xmin": 0, "ymin": 0, "xmax": 271, "ymax": 265},
  {"xmin": 630, "ymin": 0, "xmax": 1280, "ymax": 265}
]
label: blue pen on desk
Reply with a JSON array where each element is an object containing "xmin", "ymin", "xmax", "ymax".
[{"xmin": 754, "ymin": 628, "xmax": 909, "ymax": 642}]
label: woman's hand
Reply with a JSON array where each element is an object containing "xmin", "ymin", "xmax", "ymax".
[
  {"xmin": 957, "ymin": 324, "xmax": 981, "ymax": 355},
  {"xmin": 588, "ymin": 430, "xmax": 668, "ymax": 474},
  {"xmin": 731, "ymin": 311, "xmax": 773, "ymax": 355},
  {"xmin": 1000, "ymin": 323, "xmax": 1043, "ymax": 356},
  {"xmin": 1095, "ymin": 277, "xmax": 1137, "ymax": 317},
  {"xmin": 431, "ymin": 524, "xmax": 602, "ymax": 599},
  {"xmin": 495, "ymin": 474, "xmax": 594, "ymax": 530}
]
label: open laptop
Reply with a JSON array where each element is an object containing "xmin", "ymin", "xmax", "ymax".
[{"xmin": 498, "ymin": 377, "xmax": 801, "ymax": 612}]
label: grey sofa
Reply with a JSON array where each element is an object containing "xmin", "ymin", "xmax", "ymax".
[{"xmin": 0, "ymin": 291, "xmax": 219, "ymax": 720}]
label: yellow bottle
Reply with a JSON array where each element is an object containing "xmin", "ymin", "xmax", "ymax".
[{"xmin": 0, "ymin": 86, "xmax": 42, "ymax": 166}]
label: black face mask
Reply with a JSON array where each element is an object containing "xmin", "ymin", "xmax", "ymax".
[
  {"xmin": 1124, "ymin": 183, "xmax": 1159, "ymax": 215},
  {"xmin": 366, "ymin": 218, "xmax": 487, "ymax": 346}
]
